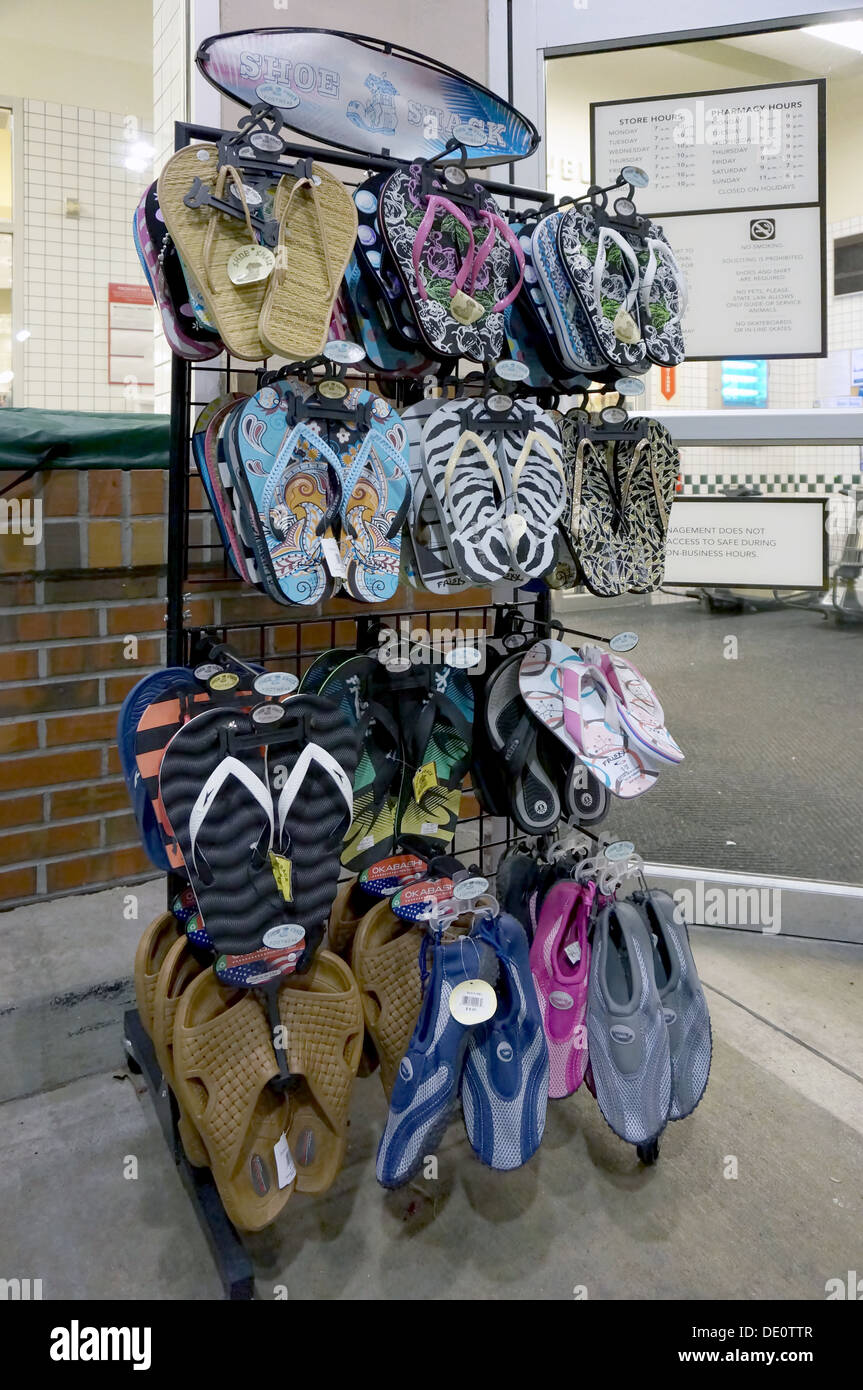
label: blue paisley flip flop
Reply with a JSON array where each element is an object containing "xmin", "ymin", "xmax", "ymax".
[{"xmin": 333, "ymin": 390, "xmax": 412, "ymax": 603}]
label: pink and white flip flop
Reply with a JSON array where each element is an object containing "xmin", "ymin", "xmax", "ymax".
[
  {"xmin": 518, "ymin": 639, "xmax": 658, "ymax": 800},
  {"xmin": 582, "ymin": 645, "xmax": 684, "ymax": 765}
]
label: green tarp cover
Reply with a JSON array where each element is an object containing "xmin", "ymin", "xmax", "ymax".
[{"xmin": 0, "ymin": 408, "xmax": 171, "ymax": 472}]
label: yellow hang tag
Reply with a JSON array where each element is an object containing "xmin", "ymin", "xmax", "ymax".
[
  {"xmin": 413, "ymin": 760, "xmax": 438, "ymax": 804},
  {"xmin": 269, "ymin": 851, "xmax": 293, "ymax": 902}
]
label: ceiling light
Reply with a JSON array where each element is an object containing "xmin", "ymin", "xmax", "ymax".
[
  {"xmin": 129, "ymin": 141, "xmax": 154, "ymax": 162},
  {"xmin": 14, "ymin": 329, "xmax": 30, "ymax": 342},
  {"xmin": 124, "ymin": 156, "xmax": 149, "ymax": 172},
  {"xmin": 0, "ymin": 370, "xmax": 14, "ymax": 384},
  {"xmin": 802, "ymin": 21, "xmax": 863, "ymax": 52}
]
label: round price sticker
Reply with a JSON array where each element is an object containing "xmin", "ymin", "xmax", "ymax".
[{"xmin": 449, "ymin": 979, "xmax": 497, "ymax": 1025}]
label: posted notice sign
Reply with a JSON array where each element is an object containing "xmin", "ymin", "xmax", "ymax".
[
  {"xmin": 662, "ymin": 207, "xmax": 822, "ymax": 359},
  {"xmin": 663, "ymin": 499, "xmax": 827, "ymax": 589},
  {"xmin": 590, "ymin": 80, "xmax": 825, "ymax": 359}
]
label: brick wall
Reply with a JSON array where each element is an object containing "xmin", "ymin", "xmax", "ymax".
[{"xmin": 0, "ymin": 462, "xmax": 491, "ymax": 910}]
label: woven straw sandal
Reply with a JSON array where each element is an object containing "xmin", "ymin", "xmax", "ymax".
[
  {"xmin": 157, "ymin": 145, "xmax": 284, "ymax": 361},
  {"xmin": 151, "ymin": 936, "xmax": 210, "ymax": 1169},
  {"xmin": 351, "ymin": 900, "xmax": 424, "ymax": 1100},
  {"xmin": 259, "ymin": 165, "xmax": 358, "ymax": 360},
  {"xmin": 133, "ymin": 911, "xmax": 182, "ymax": 1037},
  {"xmin": 172, "ymin": 970, "xmax": 296, "ymax": 1231}
]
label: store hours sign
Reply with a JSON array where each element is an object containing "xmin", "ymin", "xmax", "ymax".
[{"xmin": 591, "ymin": 80, "xmax": 826, "ymax": 359}]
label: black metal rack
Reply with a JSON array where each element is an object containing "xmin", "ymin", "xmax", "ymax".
[{"xmin": 125, "ymin": 116, "xmax": 560, "ymax": 1300}]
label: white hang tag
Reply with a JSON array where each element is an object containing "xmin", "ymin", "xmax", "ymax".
[
  {"xmin": 564, "ymin": 941, "xmax": 582, "ymax": 966},
  {"xmin": 449, "ymin": 978, "xmax": 497, "ymax": 1025},
  {"xmin": 227, "ymin": 244, "xmax": 275, "ymax": 285},
  {"xmin": 502, "ymin": 514, "xmax": 527, "ymax": 549},
  {"xmin": 273, "ymin": 1132, "xmax": 296, "ymax": 1190},
  {"xmin": 449, "ymin": 290, "xmax": 485, "ymax": 324},
  {"xmin": 321, "ymin": 537, "xmax": 347, "ymax": 579}
]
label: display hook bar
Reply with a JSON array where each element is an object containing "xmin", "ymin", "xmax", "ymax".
[{"xmin": 175, "ymin": 121, "xmax": 553, "ymax": 205}]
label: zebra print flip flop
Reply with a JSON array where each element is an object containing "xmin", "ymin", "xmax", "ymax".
[
  {"xmin": 497, "ymin": 402, "xmax": 567, "ymax": 580},
  {"xmin": 420, "ymin": 398, "xmax": 520, "ymax": 585},
  {"xmin": 401, "ymin": 398, "xmax": 470, "ymax": 596}
]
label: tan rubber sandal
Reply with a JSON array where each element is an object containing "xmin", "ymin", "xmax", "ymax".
[
  {"xmin": 350, "ymin": 899, "xmax": 424, "ymax": 1100},
  {"xmin": 157, "ymin": 146, "xmax": 277, "ymax": 361},
  {"xmin": 172, "ymin": 971, "xmax": 296, "ymax": 1231},
  {"xmin": 278, "ymin": 950, "xmax": 364, "ymax": 1195},
  {"xmin": 328, "ymin": 878, "xmax": 369, "ymax": 958},
  {"xmin": 133, "ymin": 911, "xmax": 181, "ymax": 1039},
  {"xmin": 259, "ymin": 165, "xmax": 358, "ymax": 360},
  {"xmin": 151, "ymin": 936, "xmax": 210, "ymax": 1169}
]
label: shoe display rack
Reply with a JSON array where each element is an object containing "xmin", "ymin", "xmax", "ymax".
[{"xmin": 123, "ymin": 118, "xmax": 571, "ymax": 1300}]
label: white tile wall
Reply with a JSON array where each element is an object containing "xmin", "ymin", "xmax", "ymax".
[{"xmin": 20, "ymin": 99, "xmax": 154, "ymax": 413}]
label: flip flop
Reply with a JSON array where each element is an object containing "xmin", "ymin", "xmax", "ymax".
[
  {"xmin": 636, "ymin": 221, "xmax": 687, "ymax": 367},
  {"xmin": 343, "ymin": 250, "xmax": 432, "ymax": 375},
  {"xmin": 518, "ymin": 639, "xmax": 658, "ymax": 800},
  {"xmin": 557, "ymin": 203, "xmax": 648, "ymax": 372},
  {"xmin": 561, "ymin": 417, "xmax": 631, "ymax": 598},
  {"xmin": 582, "ymin": 644, "xmax": 683, "ymax": 765},
  {"xmin": 352, "ymin": 174, "xmax": 435, "ymax": 356},
  {"xmin": 132, "ymin": 182, "xmax": 223, "ymax": 361},
  {"xmin": 259, "ymin": 165, "xmax": 358, "ymax": 360},
  {"xmin": 226, "ymin": 381, "xmax": 341, "ymax": 607},
  {"xmin": 332, "ymin": 391, "xmax": 412, "ymax": 603},
  {"xmin": 530, "ymin": 211, "xmax": 605, "ymax": 373},
  {"xmin": 420, "ymin": 398, "xmax": 516, "ymax": 585},
  {"xmin": 192, "ymin": 393, "xmax": 256, "ymax": 584},
  {"xmin": 318, "ymin": 655, "xmax": 403, "ymax": 872},
  {"xmin": 350, "ymin": 899, "xmax": 424, "ymax": 1099},
  {"xmin": 122, "ymin": 669, "xmax": 207, "ymax": 871},
  {"xmin": 151, "ymin": 936, "xmax": 210, "ymax": 1168},
  {"xmin": 275, "ymin": 949, "xmax": 364, "ymax": 1194},
  {"xmin": 483, "ymin": 649, "xmax": 561, "ymax": 835},
  {"xmin": 496, "ymin": 402, "xmax": 567, "ymax": 580},
  {"xmin": 397, "ymin": 663, "xmax": 474, "ymax": 859},
  {"xmin": 401, "ymin": 398, "xmax": 470, "ymax": 596},
  {"xmin": 171, "ymin": 970, "xmax": 296, "ymax": 1231},
  {"xmin": 616, "ymin": 421, "xmax": 680, "ymax": 594},
  {"xmin": 380, "ymin": 162, "xmax": 520, "ymax": 362},
  {"xmin": 157, "ymin": 146, "xmax": 280, "ymax": 361},
  {"xmin": 158, "ymin": 706, "xmax": 288, "ymax": 959},
  {"xmin": 133, "ymin": 911, "xmax": 182, "ymax": 1037}
]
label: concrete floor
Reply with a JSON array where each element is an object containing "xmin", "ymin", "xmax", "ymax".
[{"xmin": 2, "ymin": 924, "xmax": 861, "ymax": 1300}]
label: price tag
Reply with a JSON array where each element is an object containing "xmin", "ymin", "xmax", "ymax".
[
  {"xmin": 227, "ymin": 244, "xmax": 275, "ymax": 286},
  {"xmin": 449, "ymin": 979, "xmax": 497, "ymax": 1024},
  {"xmin": 604, "ymin": 840, "xmax": 635, "ymax": 862},
  {"xmin": 321, "ymin": 537, "xmax": 347, "ymax": 578},
  {"xmin": 273, "ymin": 1133, "xmax": 296, "ymax": 1190},
  {"xmin": 564, "ymin": 941, "xmax": 582, "ymax": 966},
  {"xmin": 268, "ymin": 851, "xmax": 293, "ymax": 901},
  {"xmin": 412, "ymin": 760, "xmax": 438, "ymax": 803}
]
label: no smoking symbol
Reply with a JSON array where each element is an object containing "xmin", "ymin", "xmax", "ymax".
[{"xmin": 750, "ymin": 218, "xmax": 776, "ymax": 241}]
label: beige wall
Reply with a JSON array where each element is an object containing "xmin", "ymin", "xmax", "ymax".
[
  {"xmin": 217, "ymin": 0, "xmax": 489, "ymax": 128},
  {"xmin": 0, "ymin": 0, "xmax": 151, "ymax": 114}
]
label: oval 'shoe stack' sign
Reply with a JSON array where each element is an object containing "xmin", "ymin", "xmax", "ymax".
[{"xmin": 196, "ymin": 27, "xmax": 539, "ymax": 166}]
